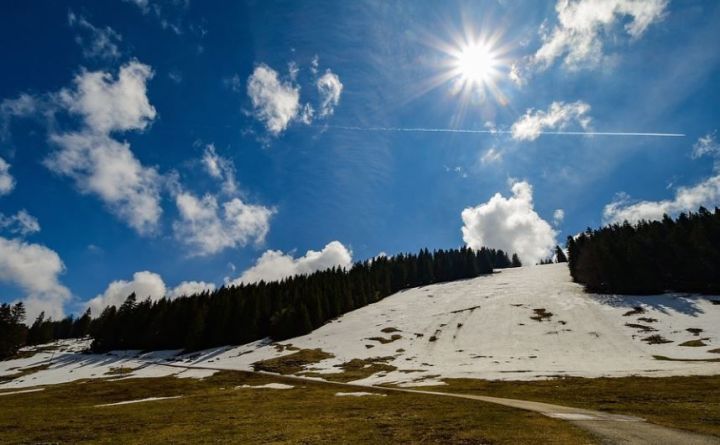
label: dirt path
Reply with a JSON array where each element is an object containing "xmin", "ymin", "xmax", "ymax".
[{"xmin": 156, "ymin": 361, "xmax": 720, "ymax": 445}]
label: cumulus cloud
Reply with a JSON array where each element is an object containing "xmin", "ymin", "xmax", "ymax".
[
  {"xmin": 57, "ymin": 61, "xmax": 156, "ymax": 134},
  {"xmin": 0, "ymin": 157, "xmax": 15, "ymax": 195},
  {"xmin": 461, "ymin": 181, "xmax": 557, "ymax": 265},
  {"xmin": 245, "ymin": 61, "xmax": 343, "ymax": 136},
  {"xmin": 86, "ymin": 271, "xmax": 217, "ymax": 313},
  {"xmin": 168, "ymin": 280, "xmax": 216, "ymax": 298},
  {"xmin": 173, "ymin": 192, "xmax": 275, "ymax": 256},
  {"xmin": 202, "ymin": 144, "xmax": 237, "ymax": 194},
  {"xmin": 46, "ymin": 61, "xmax": 162, "ymax": 234},
  {"xmin": 46, "ymin": 132, "xmax": 162, "ymax": 234},
  {"xmin": 68, "ymin": 11, "xmax": 122, "ymax": 60},
  {"xmin": 534, "ymin": 0, "xmax": 668, "ymax": 71},
  {"xmin": 603, "ymin": 131, "xmax": 720, "ymax": 224},
  {"xmin": 603, "ymin": 176, "xmax": 720, "ymax": 224},
  {"xmin": 0, "ymin": 236, "xmax": 71, "ymax": 321},
  {"xmin": 692, "ymin": 131, "xmax": 720, "ymax": 164},
  {"xmin": 0, "ymin": 210, "xmax": 41, "ymax": 236},
  {"xmin": 511, "ymin": 101, "xmax": 591, "ymax": 141},
  {"xmin": 229, "ymin": 241, "xmax": 353, "ymax": 285},
  {"xmin": 553, "ymin": 209, "xmax": 565, "ymax": 225},
  {"xmin": 86, "ymin": 271, "xmax": 166, "ymax": 314},
  {"xmin": 247, "ymin": 64, "xmax": 302, "ymax": 135},
  {"xmin": 316, "ymin": 70, "xmax": 343, "ymax": 117}
]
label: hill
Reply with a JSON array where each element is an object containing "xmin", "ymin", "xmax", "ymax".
[{"xmin": 2, "ymin": 263, "xmax": 719, "ymax": 389}]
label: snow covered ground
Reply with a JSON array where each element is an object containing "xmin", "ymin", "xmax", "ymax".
[{"xmin": 2, "ymin": 263, "xmax": 719, "ymax": 389}]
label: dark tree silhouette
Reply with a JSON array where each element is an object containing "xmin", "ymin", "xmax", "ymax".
[{"xmin": 567, "ymin": 207, "xmax": 720, "ymax": 294}]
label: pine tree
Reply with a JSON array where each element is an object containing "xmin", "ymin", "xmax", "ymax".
[
  {"xmin": 555, "ymin": 245, "xmax": 568, "ymax": 263},
  {"xmin": 511, "ymin": 254, "xmax": 522, "ymax": 268}
]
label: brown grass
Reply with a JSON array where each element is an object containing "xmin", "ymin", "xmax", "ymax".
[
  {"xmin": 367, "ymin": 334, "xmax": 402, "ymax": 344},
  {"xmin": 0, "ymin": 371, "xmax": 597, "ymax": 444},
  {"xmin": 0, "ymin": 364, "xmax": 51, "ymax": 384},
  {"xmin": 430, "ymin": 375, "xmax": 720, "ymax": 438},
  {"xmin": 105, "ymin": 367, "xmax": 137, "ymax": 376},
  {"xmin": 530, "ymin": 308, "xmax": 553, "ymax": 322},
  {"xmin": 643, "ymin": 334, "xmax": 673, "ymax": 344},
  {"xmin": 251, "ymin": 349, "xmax": 334, "ymax": 374},
  {"xmin": 679, "ymin": 339, "xmax": 708, "ymax": 347},
  {"xmin": 303, "ymin": 357, "xmax": 398, "ymax": 383}
]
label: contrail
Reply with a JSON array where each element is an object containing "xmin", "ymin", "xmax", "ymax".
[{"xmin": 326, "ymin": 125, "xmax": 685, "ymax": 138}]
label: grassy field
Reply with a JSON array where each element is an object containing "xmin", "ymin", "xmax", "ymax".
[
  {"xmin": 429, "ymin": 375, "xmax": 720, "ymax": 438},
  {"xmin": 0, "ymin": 370, "xmax": 597, "ymax": 445}
]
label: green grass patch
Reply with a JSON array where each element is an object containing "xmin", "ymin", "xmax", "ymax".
[
  {"xmin": 432, "ymin": 375, "xmax": 720, "ymax": 438},
  {"xmin": 252, "ymin": 348, "xmax": 334, "ymax": 374},
  {"xmin": 0, "ymin": 371, "xmax": 597, "ymax": 444}
]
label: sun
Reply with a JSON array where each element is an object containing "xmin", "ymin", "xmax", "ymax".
[{"xmin": 455, "ymin": 43, "xmax": 498, "ymax": 84}]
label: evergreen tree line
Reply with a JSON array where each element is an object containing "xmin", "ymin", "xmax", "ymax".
[
  {"xmin": 0, "ymin": 303, "xmax": 26, "ymax": 359},
  {"xmin": 88, "ymin": 246, "xmax": 519, "ymax": 352},
  {"xmin": 567, "ymin": 207, "xmax": 720, "ymax": 294},
  {"xmin": 0, "ymin": 304, "xmax": 93, "ymax": 359}
]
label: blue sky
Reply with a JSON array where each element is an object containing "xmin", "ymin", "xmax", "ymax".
[{"xmin": 1, "ymin": 0, "xmax": 719, "ymax": 320}]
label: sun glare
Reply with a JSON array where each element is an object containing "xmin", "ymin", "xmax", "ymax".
[{"xmin": 456, "ymin": 43, "xmax": 497, "ymax": 83}]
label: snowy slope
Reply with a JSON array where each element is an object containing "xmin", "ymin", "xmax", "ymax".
[{"xmin": 2, "ymin": 263, "xmax": 719, "ymax": 389}]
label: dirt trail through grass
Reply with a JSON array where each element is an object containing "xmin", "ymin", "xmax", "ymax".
[{"xmin": 156, "ymin": 360, "xmax": 720, "ymax": 445}]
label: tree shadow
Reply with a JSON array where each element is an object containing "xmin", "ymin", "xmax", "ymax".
[{"xmin": 589, "ymin": 293, "xmax": 718, "ymax": 317}]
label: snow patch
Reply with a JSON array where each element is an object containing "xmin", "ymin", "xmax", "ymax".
[
  {"xmin": 335, "ymin": 391, "xmax": 386, "ymax": 397},
  {"xmin": 96, "ymin": 396, "xmax": 183, "ymax": 407},
  {"xmin": 236, "ymin": 383, "xmax": 294, "ymax": 390}
]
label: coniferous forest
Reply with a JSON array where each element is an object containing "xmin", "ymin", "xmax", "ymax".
[
  {"xmin": 0, "ymin": 246, "xmax": 518, "ymax": 357},
  {"xmin": 87, "ymin": 247, "xmax": 515, "ymax": 352},
  {"xmin": 567, "ymin": 207, "xmax": 720, "ymax": 294}
]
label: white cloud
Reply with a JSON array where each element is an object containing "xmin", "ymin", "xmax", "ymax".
[
  {"xmin": 46, "ymin": 132, "xmax": 162, "ymax": 235},
  {"xmin": 202, "ymin": 144, "xmax": 237, "ymax": 194},
  {"xmin": 0, "ymin": 236, "xmax": 70, "ymax": 321},
  {"xmin": 534, "ymin": 0, "xmax": 668, "ymax": 71},
  {"xmin": 230, "ymin": 241, "xmax": 353, "ymax": 285},
  {"xmin": 0, "ymin": 157, "xmax": 15, "ymax": 196},
  {"xmin": 86, "ymin": 271, "xmax": 166, "ymax": 314},
  {"xmin": 317, "ymin": 70, "xmax": 343, "ymax": 118},
  {"xmin": 480, "ymin": 147, "xmax": 503, "ymax": 164},
  {"xmin": 86, "ymin": 271, "xmax": 217, "ymax": 313},
  {"xmin": 461, "ymin": 181, "xmax": 557, "ymax": 265},
  {"xmin": 0, "ymin": 210, "xmax": 41, "ymax": 236},
  {"xmin": 173, "ymin": 192, "xmax": 275, "ymax": 256},
  {"xmin": 1, "ymin": 94, "xmax": 41, "ymax": 138},
  {"xmin": 58, "ymin": 61, "xmax": 156, "ymax": 134},
  {"xmin": 168, "ymin": 280, "xmax": 216, "ymax": 298},
  {"xmin": 604, "ymin": 132, "xmax": 720, "ymax": 224},
  {"xmin": 692, "ymin": 131, "xmax": 720, "ymax": 162},
  {"xmin": 47, "ymin": 61, "xmax": 162, "ymax": 235},
  {"xmin": 247, "ymin": 64, "xmax": 302, "ymax": 135},
  {"xmin": 511, "ymin": 101, "xmax": 591, "ymax": 141},
  {"xmin": 553, "ymin": 208, "xmax": 565, "ymax": 225},
  {"xmin": 68, "ymin": 11, "xmax": 122, "ymax": 60},
  {"xmin": 310, "ymin": 55, "xmax": 320, "ymax": 75},
  {"xmin": 603, "ymin": 175, "xmax": 720, "ymax": 224}
]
